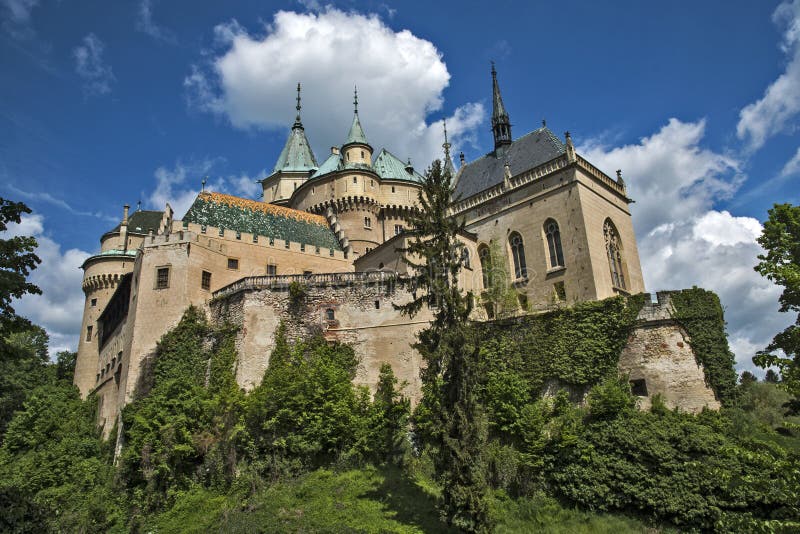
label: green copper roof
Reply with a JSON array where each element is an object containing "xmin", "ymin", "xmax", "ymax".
[
  {"xmin": 344, "ymin": 112, "xmax": 369, "ymax": 146},
  {"xmin": 373, "ymin": 149, "xmax": 424, "ymax": 182},
  {"xmin": 183, "ymin": 192, "xmax": 341, "ymax": 251},
  {"xmin": 311, "ymin": 152, "xmax": 343, "ymax": 179},
  {"xmin": 272, "ymin": 125, "xmax": 318, "ymax": 174}
]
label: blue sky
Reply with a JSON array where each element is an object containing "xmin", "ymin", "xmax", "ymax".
[{"xmin": 1, "ymin": 0, "xmax": 799, "ymax": 375}]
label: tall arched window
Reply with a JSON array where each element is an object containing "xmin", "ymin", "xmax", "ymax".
[
  {"xmin": 544, "ymin": 219, "xmax": 565, "ymax": 268},
  {"xmin": 604, "ymin": 219, "xmax": 626, "ymax": 290},
  {"xmin": 478, "ymin": 245, "xmax": 491, "ymax": 288},
  {"xmin": 509, "ymin": 232, "xmax": 527, "ymax": 279}
]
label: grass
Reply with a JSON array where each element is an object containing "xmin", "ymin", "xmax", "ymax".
[{"xmin": 147, "ymin": 465, "xmax": 668, "ymax": 533}]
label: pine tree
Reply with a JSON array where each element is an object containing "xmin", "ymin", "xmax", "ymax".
[{"xmin": 397, "ymin": 159, "xmax": 491, "ymax": 532}]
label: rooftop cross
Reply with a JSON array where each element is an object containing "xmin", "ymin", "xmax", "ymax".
[
  {"xmin": 295, "ymin": 82, "xmax": 302, "ymax": 122},
  {"xmin": 442, "ymin": 119, "xmax": 451, "ymax": 159}
]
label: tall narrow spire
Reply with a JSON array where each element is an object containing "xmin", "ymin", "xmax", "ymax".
[
  {"xmin": 345, "ymin": 86, "xmax": 369, "ymax": 146},
  {"xmin": 293, "ymin": 82, "xmax": 303, "ymax": 129},
  {"xmin": 491, "ymin": 62, "xmax": 512, "ymax": 150},
  {"xmin": 442, "ymin": 119, "xmax": 455, "ymax": 176}
]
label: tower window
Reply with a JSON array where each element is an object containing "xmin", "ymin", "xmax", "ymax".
[
  {"xmin": 227, "ymin": 258, "xmax": 239, "ymax": 270},
  {"xmin": 267, "ymin": 264, "xmax": 277, "ymax": 275},
  {"xmin": 391, "ymin": 186, "xmax": 395, "ymax": 193},
  {"xmin": 478, "ymin": 245, "xmax": 491, "ymax": 289},
  {"xmin": 394, "ymin": 224, "xmax": 403, "ymax": 235},
  {"xmin": 364, "ymin": 217, "xmax": 372, "ymax": 228},
  {"xmin": 509, "ymin": 232, "xmax": 527, "ymax": 279},
  {"xmin": 85, "ymin": 325, "xmax": 93, "ymax": 342},
  {"xmin": 353, "ymin": 176, "xmax": 358, "ymax": 184},
  {"xmin": 544, "ymin": 219, "xmax": 565, "ymax": 268},
  {"xmin": 326, "ymin": 308, "xmax": 335, "ymax": 321},
  {"xmin": 90, "ymin": 298, "xmax": 97, "ymax": 307},
  {"xmin": 201, "ymin": 270, "xmax": 212, "ymax": 290},
  {"xmin": 156, "ymin": 267, "xmax": 170, "ymax": 289},
  {"xmin": 361, "ymin": 150, "xmax": 365, "ymax": 159},
  {"xmin": 604, "ymin": 219, "xmax": 627, "ymax": 290}
]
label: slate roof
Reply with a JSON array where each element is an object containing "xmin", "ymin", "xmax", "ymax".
[
  {"xmin": 454, "ymin": 127, "xmax": 566, "ymax": 200},
  {"xmin": 105, "ymin": 210, "xmax": 164, "ymax": 236},
  {"xmin": 312, "ymin": 152, "xmax": 343, "ymax": 178},
  {"xmin": 373, "ymin": 149, "xmax": 424, "ymax": 182},
  {"xmin": 182, "ymin": 192, "xmax": 341, "ymax": 251},
  {"xmin": 272, "ymin": 125, "xmax": 318, "ymax": 174}
]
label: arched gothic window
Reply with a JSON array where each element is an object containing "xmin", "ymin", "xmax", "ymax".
[
  {"xmin": 604, "ymin": 219, "xmax": 626, "ymax": 290},
  {"xmin": 509, "ymin": 232, "xmax": 527, "ymax": 279},
  {"xmin": 544, "ymin": 219, "xmax": 565, "ymax": 268},
  {"xmin": 478, "ymin": 245, "xmax": 491, "ymax": 288}
]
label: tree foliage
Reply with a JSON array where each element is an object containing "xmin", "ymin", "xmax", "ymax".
[
  {"xmin": 0, "ymin": 198, "xmax": 41, "ymax": 335},
  {"xmin": 398, "ymin": 159, "xmax": 490, "ymax": 532},
  {"xmin": 754, "ymin": 203, "xmax": 800, "ymax": 414}
]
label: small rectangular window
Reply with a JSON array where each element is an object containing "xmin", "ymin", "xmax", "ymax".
[
  {"xmin": 156, "ymin": 267, "xmax": 170, "ymax": 289},
  {"xmin": 201, "ymin": 225, "xmax": 207, "ymax": 234},
  {"xmin": 374, "ymin": 300, "xmax": 380, "ymax": 309},
  {"xmin": 253, "ymin": 234, "xmax": 258, "ymax": 243},
  {"xmin": 227, "ymin": 258, "xmax": 239, "ymax": 270},
  {"xmin": 85, "ymin": 325, "xmax": 93, "ymax": 342},
  {"xmin": 300, "ymin": 243, "xmax": 306, "ymax": 252},
  {"xmin": 391, "ymin": 186, "xmax": 395, "ymax": 193},
  {"xmin": 269, "ymin": 236, "xmax": 275, "ymax": 246},
  {"xmin": 364, "ymin": 217, "xmax": 371, "ymax": 228},
  {"xmin": 285, "ymin": 240, "xmax": 290, "ymax": 249},
  {"xmin": 201, "ymin": 270, "xmax": 212, "ymax": 290},
  {"xmin": 267, "ymin": 264, "xmax": 277, "ymax": 276},
  {"xmin": 353, "ymin": 176, "xmax": 357, "ymax": 184},
  {"xmin": 90, "ymin": 298, "xmax": 97, "ymax": 307},
  {"xmin": 630, "ymin": 379, "xmax": 648, "ymax": 397},
  {"xmin": 394, "ymin": 224, "xmax": 403, "ymax": 235}
]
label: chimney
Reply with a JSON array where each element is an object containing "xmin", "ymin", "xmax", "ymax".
[{"xmin": 119, "ymin": 204, "xmax": 130, "ymax": 251}]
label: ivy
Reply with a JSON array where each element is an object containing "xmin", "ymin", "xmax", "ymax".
[
  {"xmin": 670, "ymin": 287, "xmax": 739, "ymax": 406},
  {"xmin": 478, "ymin": 294, "xmax": 646, "ymax": 398}
]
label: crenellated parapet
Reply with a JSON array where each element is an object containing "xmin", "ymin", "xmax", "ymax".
[{"xmin": 82, "ymin": 272, "xmax": 126, "ymax": 293}]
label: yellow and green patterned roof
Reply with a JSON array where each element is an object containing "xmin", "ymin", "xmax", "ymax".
[{"xmin": 183, "ymin": 192, "xmax": 341, "ymax": 250}]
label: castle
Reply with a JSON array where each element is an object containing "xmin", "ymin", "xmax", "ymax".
[{"xmin": 73, "ymin": 67, "xmax": 718, "ymax": 434}]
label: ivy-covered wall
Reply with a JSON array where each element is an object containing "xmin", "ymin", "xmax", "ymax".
[
  {"xmin": 669, "ymin": 287, "xmax": 739, "ymax": 406},
  {"xmin": 477, "ymin": 295, "xmax": 647, "ymax": 397}
]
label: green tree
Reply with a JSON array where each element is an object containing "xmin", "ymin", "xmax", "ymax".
[
  {"xmin": 370, "ymin": 362, "xmax": 410, "ymax": 465},
  {"xmin": 739, "ymin": 371, "xmax": 757, "ymax": 386},
  {"xmin": 0, "ymin": 198, "xmax": 41, "ymax": 336},
  {"xmin": 398, "ymin": 159, "xmax": 491, "ymax": 532},
  {"xmin": 754, "ymin": 203, "xmax": 800, "ymax": 413},
  {"xmin": 765, "ymin": 369, "xmax": 781, "ymax": 384}
]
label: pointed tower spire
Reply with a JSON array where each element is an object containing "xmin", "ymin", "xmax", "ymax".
[
  {"xmin": 293, "ymin": 82, "xmax": 303, "ymax": 129},
  {"xmin": 345, "ymin": 86, "xmax": 369, "ymax": 147},
  {"xmin": 271, "ymin": 83, "xmax": 318, "ymax": 174},
  {"xmin": 491, "ymin": 62, "xmax": 512, "ymax": 150},
  {"xmin": 442, "ymin": 119, "xmax": 455, "ymax": 176}
]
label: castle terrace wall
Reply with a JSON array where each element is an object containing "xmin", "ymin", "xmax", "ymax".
[{"xmin": 211, "ymin": 274, "xmax": 431, "ymax": 403}]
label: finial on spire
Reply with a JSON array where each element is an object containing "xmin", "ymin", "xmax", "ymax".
[
  {"xmin": 442, "ymin": 119, "xmax": 452, "ymax": 160},
  {"xmin": 296, "ymin": 82, "xmax": 302, "ymax": 119},
  {"xmin": 137, "ymin": 200, "xmax": 142, "ymax": 211},
  {"xmin": 201, "ymin": 176, "xmax": 207, "ymax": 192},
  {"xmin": 565, "ymin": 131, "xmax": 571, "ymax": 140},
  {"xmin": 491, "ymin": 60, "xmax": 496, "ymax": 76},
  {"xmin": 542, "ymin": 119, "xmax": 546, "ymax": 127},
  {"xmin": 353, "ymin": 86, "xmax": 359, "ymax": 114}
]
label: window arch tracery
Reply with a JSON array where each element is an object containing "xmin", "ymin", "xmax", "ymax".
[
  {"xmin": 478, "ymin": 245, "xmax": 491, "ymax": 288},
  {"xmin": 544, "ymin": 219, "xmax": 565, "ymax": 268},
  {"xmin": 604, "ymin": 219, "xmax": 626, "ymax": 290},
  {"xmin": 509, "ymin": 232, "xmax": 527, "ymax": 279}
]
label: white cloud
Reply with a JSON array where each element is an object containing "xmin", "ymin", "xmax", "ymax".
[
  {"xmin": 7, "ymin": 184, "xmax": 117, "ymax": 222},
  {"xmin": 1, "ymin": 0, "xmax": 39, "ymax": 38},
  {"xmin": 136, "ymin": 0, "xmax": 176, "ymax": 44},
  {"xmin": 580, "ymin": 118, "xmax": 742, "ymax": 237},
  {"xmin": 185, "ymin": 8, "xmax": 485, "ymax": 170},
  {"xmin": 737, "ymin": 0, "xmax": 800, "ymax": 152},
  {"xmin": 72, "ymin": 33, "xmax": 115, "ymax": 96},
  {"xmin": 3, "ymin": 213, "xmax": 91, "ymax": 356},
  {"xmin": 147, "ymin": 160, "xmax": 266, "ymax": 218},
  {"xmin": 580, "ymin": 119, "xmax": 792, "ymax": 375},
  {"xmin": 780, "ymin": 146, "xmax": 800, "ymax": 176}
]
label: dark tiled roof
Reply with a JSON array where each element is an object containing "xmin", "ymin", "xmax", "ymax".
[
  {"xmin": 182, "ymin": 192, "xmax": 342, "ymax": 251},
  {"xmin": 454, "ymin": 127, "xmax": 566, "ymax": 200},
  {"xmin": 106, "ymin": 210, "xmax": 164, "ymax": 235}
]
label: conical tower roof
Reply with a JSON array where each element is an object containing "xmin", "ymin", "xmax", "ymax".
[
  {"xmin": 272, "ymin": 83, "xmax": 318, "ymax": 173},
  {"xmin": 344, "ymin": 87, "xmax": 370, "ymax": 147}
]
